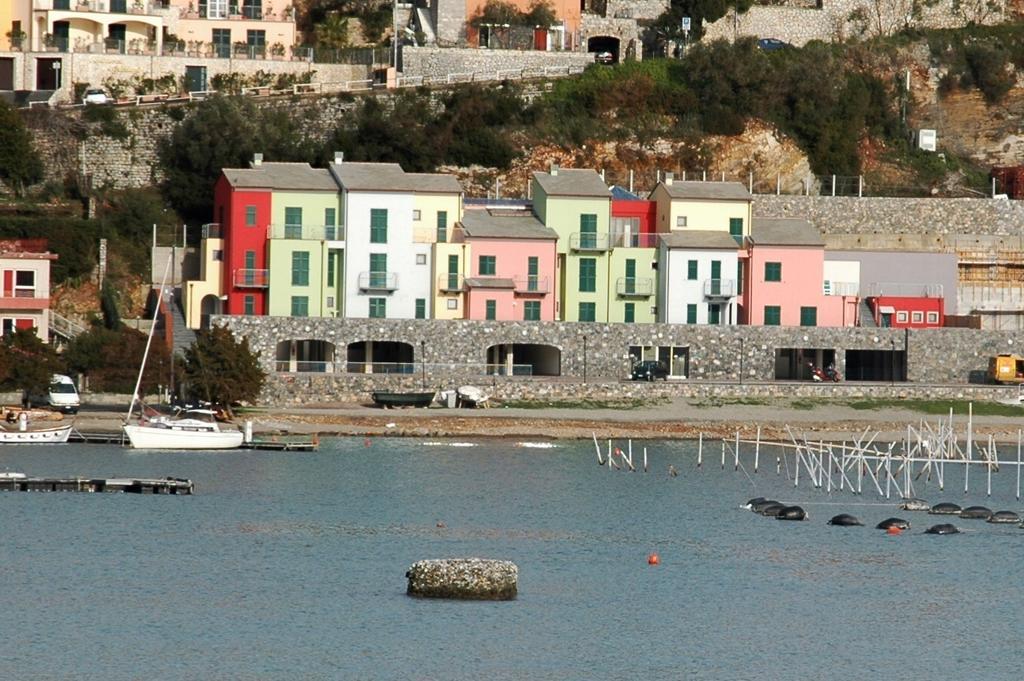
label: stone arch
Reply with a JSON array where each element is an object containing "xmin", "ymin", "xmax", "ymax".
[
  {"xmin": 587, "ymin": 35, "xmax": 621, "ymax": 63},
  {"xmin": 199, "ymin": 294, "xmax": 222, "ymax": 330},
  {"xmin": 485, "ymin": 343, "xmax": 561, "ymax": 377},
  {"xmin": 346, "ymin": 340, "xmax": 415, "ymax": 374},
  {"xmin": 275, "ymin": 339, "xmax": 337, "ymax": 373}
]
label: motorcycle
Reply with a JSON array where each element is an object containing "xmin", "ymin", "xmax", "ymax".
[
  {"xmin": 808, "ymin": 362, "xmax": 841, "ymax": 382},
  {"xmin": 824, "ymin": 364, "xmax": 842, "ymax": 382}
]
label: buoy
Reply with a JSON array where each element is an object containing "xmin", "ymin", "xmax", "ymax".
[
  {"xmin": 436, "ymin": 521, "xmax": 446, "ymax": 528},
  {"xmin": 364, "ymin": 438, "xmax": 371, "ymax": 447},
  {"xmin": 886, "ymin": 526, "xmax": 902, "ymax": 536},
  {"xmin": 647, "ymin": 553, "xmax": 660, "ymax": 565}
]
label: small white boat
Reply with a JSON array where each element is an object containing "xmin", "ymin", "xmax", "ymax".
[
  {"xmin": 0, "ymin": 422, "xmax": 72, "ymax": 444},
  {"xmin": 457, "ymin": 385, "xmax": 489, "ymax": 408},
  {"xmin": 123, "ymin": 409, "xmax": 243, "ymax": 450},
  {"xmin": 0, "ymin": 471, "xmax": 27, "ymax": 479}
]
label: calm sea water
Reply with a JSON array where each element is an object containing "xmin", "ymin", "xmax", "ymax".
[{"xmin": 1, "ymin": 437, "xmax": 1022, "ymax": 680}]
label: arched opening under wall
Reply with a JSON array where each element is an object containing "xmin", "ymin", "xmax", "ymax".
[
  {"xmin": 199, "ymin": 294, "xmax": 222, "ymax": 330},
  {"xmin": 275, "ymin": 340, "xmax": 336, "ymax": 373},
  {"xmin": 347, "ymin": 341, "xmax": 415, "ymax": 374},
  {"xmin": 774, "ymin": 348, "xmax": 837, "ymax": 380},
  {"xmin": 486, "ymin": 344, "xmax": 560, "ymax": 377},
  {"xmin": 587, "ymin": 36, "xmax": 620, "ymax": 64}
]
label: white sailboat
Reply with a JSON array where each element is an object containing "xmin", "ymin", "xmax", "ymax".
[{"xmin": 122, "ymin": 258, "xmax": 243, "ymax": 450}]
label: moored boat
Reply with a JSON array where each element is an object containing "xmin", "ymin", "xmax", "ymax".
[
  {"xmin": 123, "ymin": 409, "xmax": 244, "ymax": 450},
  {"xmin": 371, "ymin": 391, "xmax": 436, "ymax": 408}
]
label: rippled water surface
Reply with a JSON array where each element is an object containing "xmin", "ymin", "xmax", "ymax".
[{"xmin": 1, "ymin": 437, "xmax": 1022, "ymax": 680}]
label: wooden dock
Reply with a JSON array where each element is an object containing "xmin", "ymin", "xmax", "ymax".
[
  {"xmin": 0, "ymin": 477, "xmax": 194, "ymax": 494},
  {"xmin": 67, "ymin": 430, "xmax": 318, "ymax": 451}
]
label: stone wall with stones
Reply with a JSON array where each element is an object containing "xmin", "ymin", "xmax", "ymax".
[
  {"xmin": 401, "ymin": 47, "xmax": 594, "ymax": 79},
  {"xmin": 579, "ymin": 16, "xmax": 643, "ymax": 59},
  {"xmin": 605, "ymin": 0, "xmax": 670, "ymax": 20},
  {"xmin": 702, "ymin": 0, "xmax": 1006, "ymax": 47},
  {"xmin": 217, "ymin": 315, "xmax": 1024, "ymax": 404}
]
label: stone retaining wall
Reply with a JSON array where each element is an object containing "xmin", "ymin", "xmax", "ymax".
[
  {"xmin": 218, "ymin": 316, "xmax": 1024, "ymax": 404},
  {"xmin": 401, "ymin": 47, "xmax": 593, "ymax": 80}
]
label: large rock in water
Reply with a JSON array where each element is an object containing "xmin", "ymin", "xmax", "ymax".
[{"xmin": 406, "ymin": 558, "xmax": 518, "ymax": 600}]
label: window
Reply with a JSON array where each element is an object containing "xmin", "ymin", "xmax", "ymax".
[
  {"xmin": 687, "ymin": 260, "xmax": 698, "ymax": 281},
  {"xmin": 736, "ymin": 261, "xmax": 743, "ymax": 295},
  {"xmin": 578, "ymin": 302, "xmax": 596, "ymax": 322},
  {"xmin": 896, "ymin": 311, "xmax": 908, "ymax": 323},
  {"xmin": 327, "ymin": 252, "xmax": 335, "ymax": 287},
  {"xmin": 578, "ymin": 258, "xmax": 596, "ymax": 292},
  {"xmin": 485, "ymin": 300, "xmax": 496, "ymax": 320},
  {"xmin": 246, "ymin": 29, "xmax": 266, "ymax": 54},
  {"xmin": 369, "ymin": 298, "xmax": 386, "ymax": 318},
  {"xmin": 370, "ymin": 208, "xmax": 388, "ymax": 243},
  {"xmin": 764, "ymin": 306, "xmax": 781, "ymax": 326},
  {"xmin": 676, "ymin": 216, "xmax": 687, "ymax": 228},
  {"xmin": 369, "ymin": 253, "xmax": 387, "ymax": 288},
  {"xmin": 764, "ymin": 262, "xmax": 782, "ymax": 282},
  {"xmin": 290, "ymin": 296, "xmax": 308, "ymax": 317},
  {"xmin": 579, "ymin": 214, "xmax": 597, "ymax": 248},
  {"xmin": 416, "ymin": 254, "xmax": 427, "ymax": 265},
  {"xmin": 291, "ymin": 251, "xmax": 309, "ymax": 286},
  {"xmin": 624, "ymin": 302, "xmax": 635, "ymax": 323},
  {"xmin": 326, "ymin": 296, "xmax": 334, "ymax": 308},
  {"xmin": 245, "ymin": 205, "xmax": 257, "ymax": 226},
  {"xmin": 686, "ymin": 304, "xmax": 697, "ymax": 324},
  {"xmin": 729, "ymin": 217, "xmax": 743, "ymax": 243},
  {"xmin": 436, "ymin": 211, "xmax": 448, "ymax": 242},
  {"xmin": 800, "ymin": 306, "xmax": 817, "ymax": 327},
  {"xmin": 243, "ymin": 295, "xmax": 255, "ymax": 315},
  {"xmin": 527, "ymin": 257, "xmax": 539, "ymax": 291},
  {"xmin": 14, "ymin": 271, "xmax": 34, "ymax": 293},
  {"xmin": 415, "ymin": 298, "xmax": 426, "ymax": 319},
  {"xmin": 524, "ymin": 301, "xmax": 541, "ymax": 321},
  {"xmin": 927, "ymin": 311, "xmax": 939, "ymax": 324},
  {"xmin": 479, "ymin": 255, "xmax": 496, "ymax": 276},
  {"xmin": 446, "ymin": 299, "xmax": 458, "ymax": 310},
  {"xmin": 213, "ymin": 250, "xmax": 223, "ymax": 262},
  {"xmin": 212, "ymin": 28, "xmax": 231, "ymax": 57},
  {"xmin": 284, "ymin": 207, "xmax": 302, "ymax": 239},
  {"xmin": 324, "ymin": 208, "xmax": 336, "ymax": 239},
  {"xmin": 911, "ymin": 311, "xmax": 924, "ymax": 323}
]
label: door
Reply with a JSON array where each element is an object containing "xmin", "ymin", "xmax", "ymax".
[
  {"xmin": 369, "ymin": 253, "xmax": 387, "ymax": 288},
  {"xmin": 212, "ymin": 29, "xmax": 231, "ymax": 58},
  {"xmin": 533, "ymin": 28, "xmax": 547, "ymax": 51},
  {"xmin": 243, "ymin": 250, "xmax": 256, "ymax": 286},
  {"xmin": 528, "ymin": 257, "xmax": 539, "ymax": 292},
  {"xmin": 185, "ymin": 65, "xmax": 207, "ymax": 93},
  {"xmin": 52, "ymin": 22, "xmax": 69, "ymax": 51},
  {"xmin": 108, "ymin": 24, "xmax": 126, "ymax": 53},
  {"xmin": 35, "ymin": 58, "xmax": 62, "ymax": 90},
  {"xmin": 710, "ymin": 260, "xmax": 721, "ymax": 296},
  {"xmin": 0, "ymin": 58, "xmax": 13, "ymax": 91},
  {"xmin": 708, "ymin": 304, "xmax": 721, "ymax": 325}
]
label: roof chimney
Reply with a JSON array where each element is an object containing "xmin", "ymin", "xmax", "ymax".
[
  {"xmin": 333, "ymin": 151, "xmax": 343, "ymax": 165},
  {"xmin": 664, "ymin": 171, "xmax": 674, "ymax": 186},
  {"xmin": 550, "ymin": 163, "xmax": 559, "ymax": 176},
  {"xmin": 252, "ymin": 153, "xmax": 263, "ymax": 167}
]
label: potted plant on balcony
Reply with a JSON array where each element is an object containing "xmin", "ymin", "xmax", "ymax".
[
  {"xmin": 6, "ymin": 29, "xmax": 26, "ymax": 51},
  {"xmin": 76, "ymin": 0, "xmax": 91, "ymax": 11},
  {"xmin": 269, "ymin": 42, "xmax": 285, "ymax": 58},
  {"xmin": 283, "ymin": 4, "xmax": 294, "ymax": 20},
  {"xmin": 183, "ymin": 1, "xmax": 198, "ymax": 18},
  {"xmin": 43, "ymin": 33, "xmax": 58, "ymax": 52},
  {"xmin": 233, "ymin": 40, "xmax": 249, "ymax": 57},
  {"xmin": 130, "ymin": 0, "xmax": 145, "ymax": 14}
]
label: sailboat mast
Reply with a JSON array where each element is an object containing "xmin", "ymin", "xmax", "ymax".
[{"xmin": 125, "ymin": 255, "xmax": 174, "ymax": 423}]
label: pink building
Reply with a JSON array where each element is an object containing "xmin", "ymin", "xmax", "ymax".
[
  {"xmin": 0, "ymin": 239, "xmax": 57, "ymax": 341},
  {"xmin": 458, "ymin": 211, "xmax": 558, "ymax": 321},
  {"xmin": 743, "ymin": 218, "xmax": 857, "ymax": 327}
]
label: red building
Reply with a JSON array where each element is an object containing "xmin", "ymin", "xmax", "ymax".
[
  {"xmin": 867, "ymin": 294, "xmax": 944, "ymax": 328},
  {"xmin": 213, "ymin": 171, "xmax": 273, "ymax": 317},
  {"xmin": 610, "ymin": 186, "xmax": 657, "ymax": 247}
]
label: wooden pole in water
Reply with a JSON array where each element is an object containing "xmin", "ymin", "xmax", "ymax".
[
  {"xmin": 593, "ymin": 433, "xmax": 604, "ymax": 465},
  {"xmin": 734, "ymin": 431, "xmax": 740, "ymax": 471},
  {"xmin": 987, "ymin": 434, "xmax": 993, "ymax": 497},
  {"xmin": 643, "ymin": 447, "xmax": 648, "ymax": 473},
  {"xmin": 698, "ymin": 432, "xmax": 703, "ymax": 468},
  {"xmin": 965, "ymin": 404, "xmax": 972, "ymax": 493},
  {"xmin": 721, "ymin": 440, "xmax": 726, "ymax": 470},
  {"xmin": 885, "ymin": 448, "xmax": 891, "ymax": 499},
  {"xmin": 754, "ymin": 426, "xmax": 761, "ymax": 473},
  {"xmin": 1017, "ymin": 430, "xmax": 1021, "ymax": 501}
]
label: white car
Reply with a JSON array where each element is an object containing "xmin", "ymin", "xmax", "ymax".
[{"xmin": 82, "ymin": 88, "xmax": 109, "ymax": 105}]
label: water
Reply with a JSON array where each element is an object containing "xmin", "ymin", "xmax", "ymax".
[{"xmin": 1, "ymin": 438, "xmax": 1022, "ymax": 680}]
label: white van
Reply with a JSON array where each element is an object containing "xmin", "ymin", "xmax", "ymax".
[{"xmin": 24, "ymin": 374, "xmax": 80, "ymax": 414}]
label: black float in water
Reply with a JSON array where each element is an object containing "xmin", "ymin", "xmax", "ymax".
[
  {"xmin": 759, "ymin": 503, "xmax": 786, "ymax": 517},
  {"xmin": 876, "ymin": 517, "xmax": 911, "ymax": 530},
  {"xmin": 776, "ymin": 506, "xmax": 807, "ymax": 521},
  {"xmin": 988, "ymin": 510, "xmax": 1021, "ymax": 524},
  {"xmin": 959, "ymin": 506, "xmax": 992, "ymax": 520},
  {"xmin": 744, "ymin": 497, "xmax": 767, "ymax": 509},
  {"xmin": 925, "ymin": 523, "xmax": 960, "ymax": 535},
  {"xmin": 828, "ymin": 513, "xmax": 863, "ymax": 527},
  {"xmin": 929, "ymin": 502, "xmax": 962, "ymax": 515}
]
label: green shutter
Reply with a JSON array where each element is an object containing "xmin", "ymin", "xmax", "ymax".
[
  {"xmin": 764, "ymin": 306, "xmax": 780, "ymax": 326},
  {"xmin": 687, "ymin": 260, "xmax": 698, "ymax": 281},
  {"xmin": 729, "ymin": 217, "xmax": 743, "ymax": 243},
  {"xmin": 415, "ymin": 298, "xmax": 426, "ymax": 319},
  {"xmin": 244, "ymin": 295, "xmax": 255, "ymax": 315},
  {"xmin": 579, "ymin": 258, "xmax": 596, "ymax": 292},
  {"xmin": 479, "ymin": 255, "xmax": 495, "ymax": 276},
  {"xmin": 291, "ymin": 251, "xmax": 309, "ymax": 286},
  {"xmin": 436, "ymin": 211, "xmax": 447, "ymax": 242},
  {"xmin": 579, "ymin": 302, "xmax": 595, "ymax": 322},
  {"xmin": 765, "ymin": 262, "xmax": 782, "ymax": 282},
  {"xmin": 290, "ymin": 296, "xmax": 308, "ymax": 317},
  {"xmin": 245, "ymin": 205, "xmax": 257, "ymax": 226},
  {"xmin": 708, "ymin": 304, "xmax": 720, "ymax": 325},
  {"xmin": 370, "ymin": 208, "xmax": 388, "ymax": 244},
  {"xmin": 325, "ymin": 208, "xmax": 336, "ymax": 240},
  {"xmin": 369, "ymin": 297, "xmax": 386, "ymax": 318},
  {"xmin": 327, "ymin": 252, "xmax": 335, "ymax": 287},
  {"xmin": 800, "ymin": 306, "xmax": 817, "ymax": 327},
  {"xmin": 527, "ymin": 256, "xmax": 539, "ymax": 291},
  {"xmin": 580, "ymin": 214, "xmax": 597, "ymax": 249},
  {"xmin": 284, "ymin": 207, "xmax": 302, "ymax": 239},
  {"xmin": 524, "ymin": 301, "xmax": 540, "ymax": 321},
  {"xmin": 686, "ymin": 304, "xmax": 697, "ymax": 324},
  {"xmin": 624, "ymin": 302, "xmax": 635, "ymax": 323},
  {"xmin": 737, "ymin": 261, "xmax": 744, "ymax": 295},
  {"xmin": 485, "ymin": 300, "xmax": 496, "ymax": 320},
  {"xmin": 369, "ymin": 253, "xmax": 387, "ymax": 288}
]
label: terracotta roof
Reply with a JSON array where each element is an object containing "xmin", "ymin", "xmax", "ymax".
[
  {"xmin": 460, "ymin": 211, "xmax": 558, "ymax": 240},
  {"xmin": 658, "ymin": 180, "xmax": 751, "ymax": 201},
  {"xmin": 222, "ymin": 163, "xmax": 336, "ymax": 191},
  {"xmin": 532, "ymin": 168, "xmax": 610, "ymax": 198},
  {"xmin": 658, "ymin": 230, "xmax": 742, "ymax": 249},
  {"xmin": 750, "ymin": 218, "xmax": 824, "ymax": 246}
]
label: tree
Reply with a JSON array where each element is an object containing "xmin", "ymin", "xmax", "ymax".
[
  {"xmin": 0, "ymin": 101, "xmax": 44, "ymax": 196},
  {"xmin": 182, "ymin": 327, "xmax": 265, "ymax": 409},
  {"xmin": 653, "ymin": 0, "xmax": 754, "ymax": 41},
  {"xmin": 316, "ymin": 11, "xmax": 350, "ymax": 50},
  {"xmin": 323, "ymin": 94, "xmax": 441, "ymax": 171},
  {"xmin": 0, "ymin": 329, "xmax": 64, "ymax": 399},
  {"xmin": 66, "ymin": 325, "xmax": 173, "ymax": 394}
]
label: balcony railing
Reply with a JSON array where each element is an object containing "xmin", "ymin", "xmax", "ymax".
[
  {"xmin": 437, "ymin": 273, "xmax": 464, "ymax": 292},
  {"xmin": 823, "ymin": 281, "xmax": 859, "ymax": 296},
  {"xmin": 35, "ymin": 0, "xmax": 165, "ymax": 15},
  {"xmin": 268, "ymin": 224, "xmax": 345, "ymax": 241},
  {"xmin": 569, "ymin": 232, "xmax": 609, "ymax": 251},
  {"xmin": 1, "ymin": 288, "xmax": 50, "ymax": 300},
  {"xmin": 513, "ymin": 275, "xmax": 549, "ymax": 294},
  {"xmin": 703, "ymin": 278, "xmax": 737, "ymax": 298},
  {"xmin": 233, "ymin": 269, "xmax": 268, "ymax": 288},
  {"xmin": 274, "ymin": 360, "xmax": 535, "ymax": 376},
  {"xmin": 616, "ymin": 277, "xmax": 653, "ymax": 297},
  {"xmin": 865, "ymin": 282, "xmax": 943, "ymax": 298},
  {"xmin": 202, "ymin": 222, "xmax": 222, "ymax": 239},
  {"xmin": 358, "ymin": 271, "xmax": 398, "ymax": 291},
  {"xmin": 609, "ymin": 232, "xmax": 659, "ymax": 248}
]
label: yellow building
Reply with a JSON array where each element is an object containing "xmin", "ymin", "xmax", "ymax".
[
  {"xmin": 649, "ymin": 175, "xmax": 753, "ymax": 239},
  {"xmin": 410, "ymin": 179, "xmax": 465, "ymax": 320}
]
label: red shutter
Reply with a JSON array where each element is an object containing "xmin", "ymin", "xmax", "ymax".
[
  {"xmin": 2, "ymin": 271, "xmax": 11, "ymax": 297},
  {"xmin": 15, "ymin": 319, "xmax": 34, "ymax": 330}
]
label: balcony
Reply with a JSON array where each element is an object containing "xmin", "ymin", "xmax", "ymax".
[
  {"xmin": 569, "ymin": 232, "xmax": 609, "ymax": 252},
  {"xmin": 0, "ymin": 288, "xmax": 50, "ymax": 309},
  {"xmin": 703, "ymin": 279, "xmax": 736, "ymax": 298},
  {"xmin": 358, "ymin": 271, "xmax": 398, "ymax": 291},
  {"xmin": 437, "ymin": 273, "xmax": 464, "ymax": 292},
  {"xmin": 616, "ymin": 277, "xmax": 653, "ymax": 297},
  {"xmin": 233, "ymin": 269, "xmax": 268, "ymax": 288},
  {"xmin": 202, "ymin": 223, "xmax": 222, "ymax": 239},
  {"xmin": 34, "ymin": 0, "xmax": 165, "ymax": 14},
  {"xmin": 268, "ymin": 224, "xmax": 345, "ymax": 241},
  {"xmin": 609, "ymin": 232, "xmax": 659, "ymax": 248},
  {"xmin": 823, "ymin": 281, "xmax": 859, "ymax": 296},
  {"xmin": 865, "ymin": 282, "xmax": 942, "ymax": 298},
  {"xmin": 513, "ymin": 275, "xmax": 549, "ymax": 295}
]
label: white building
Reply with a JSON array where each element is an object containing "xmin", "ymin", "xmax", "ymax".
[{"xmin": 657, "ymin": 231, "xmax": 741, "ymax": 325}]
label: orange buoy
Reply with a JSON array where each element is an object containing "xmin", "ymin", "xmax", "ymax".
[
  {"xmin": 364, "ymin": 438, "xmax": 372, "ymax": 447},
  {"xmin": 886, "ymin": 526, "xmax": 902, "ymax": 536},
  {"xmin": 647, "ymin": 553, "xmax": 660, "ymax": 565}
]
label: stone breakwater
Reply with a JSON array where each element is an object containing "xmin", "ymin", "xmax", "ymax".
[{"xmin": 406, "ymin": 558, "xmax": 518, "ymax": 600}]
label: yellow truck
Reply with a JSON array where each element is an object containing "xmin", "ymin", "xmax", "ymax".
[{"xmin": 988, "ymin": 354, "xmax": 1024, "ymax": 384}]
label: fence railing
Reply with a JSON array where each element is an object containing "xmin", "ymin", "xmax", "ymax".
[
  {"xmin": 513, "ymin": 275, "xmax": 549, "ymax": 294},
  {"xmin": 824, "ymin": 280, "xmax": 859, "ymax": 296},
  {"xmin": 357, "ymin": 271, "xmax": 398, "ymax": 291},
  {"xmin": 569, "ymin": 232, "xmax": 609, "ymax": 251},
  {"xmin": 2, "ymin": 287, "xmax": 50, "ymax": 300},
  {"xmin": 702, "ymin": 278, "xmax": 736, "ymax": 298},
  {"xmin": 610, "ymin": 232, "xmax": 659, "ymax": 248},
  {"xmin": 437, "ymin": 274, "xmax": 464, "ymax": 292},
  {"xmin": 268, "ymin": 224, "xmax": 344, "ymax": 241},
  {"xmin": 865, "ymin": 283, "xmax": 944, "ymax": 298},
  {"xmin": 616, "ymin": 277, "xmax": 654, "ymax": 296},
  {"xmin": 50, "ymin": 311, "xmax": 86, "ymax": 340},
  {"xmin": 274, "ymin": 360, "xmax": 535, "ymax": 376},
  {"xmin": 233, "ymin": 269, "xmax": 269, "ymax": 288},
  {"xmin": 201, "ymin": 223, "xmax": 222, "ymax": 239}
]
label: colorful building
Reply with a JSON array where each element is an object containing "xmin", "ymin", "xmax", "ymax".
[
  {"xmin": 866, "ymin": 287, "xmax": 945, "ymax": 328},
  {"xmin": 0, "ymin": 239, "xmax": 56, "ymax": 342},
  {"xmin": 657, "ymin": 231, "xmax": 742, "ymax": 325},
  {"xmin": 743, "ymin": 218, "xmax": 858, "ymax": 327},
  {"xmin": 649, "ymin": 175, "xmax": 752, "ymax": 241},
  {"xmin": 458, "ymin": 210, "xmax": 558, "ymax": 321}
]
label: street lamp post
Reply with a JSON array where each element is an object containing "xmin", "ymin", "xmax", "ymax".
[
  {"xmin": 739, "ymin": 336, "xmax": 744, "ymax": 385},
  {"xmin": 583, "ymin": 335, "xmax": 588, "ymax": 384},
  {"xmin": 890, "ymin": 339, "xmax": 896, "ymax": 386},
  {"xmin": 420, "ymin": 340, "xmax": 426, "ymax": 389}
]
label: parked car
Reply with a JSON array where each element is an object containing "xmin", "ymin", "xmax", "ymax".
[
  {"xmin": 82, "ymin": 88, "xmax": 109, "ymax": 105},
  {"xmin": 22, "ymin": 374, "xmax": 81, "ymax": 414},
  {"xmin": 757, "ymin": 38, "xmax": 790, "ymax": 51},
  {"xmin": 594, "ymin": 51, "xmax": 614, "ymax": 64},
  {"xmin": 631, "ymin": 360, "xmax": 669, "ymax": 381}
]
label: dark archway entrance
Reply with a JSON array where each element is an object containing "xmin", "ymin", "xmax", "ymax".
[
  {"xmin": 486, "ymin": 344, "xmax": 560, "ymax": 376},
  {"xmin": 587, "ymin": 36, "xmax": 620, "ymax": 63},
  {"xmin": 275, "ymin": 340, "xmax": 336, "ymax": 373},
  {"xmin": 347, "ymin": 340, "xmax": 414, "ymax": 374}
]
